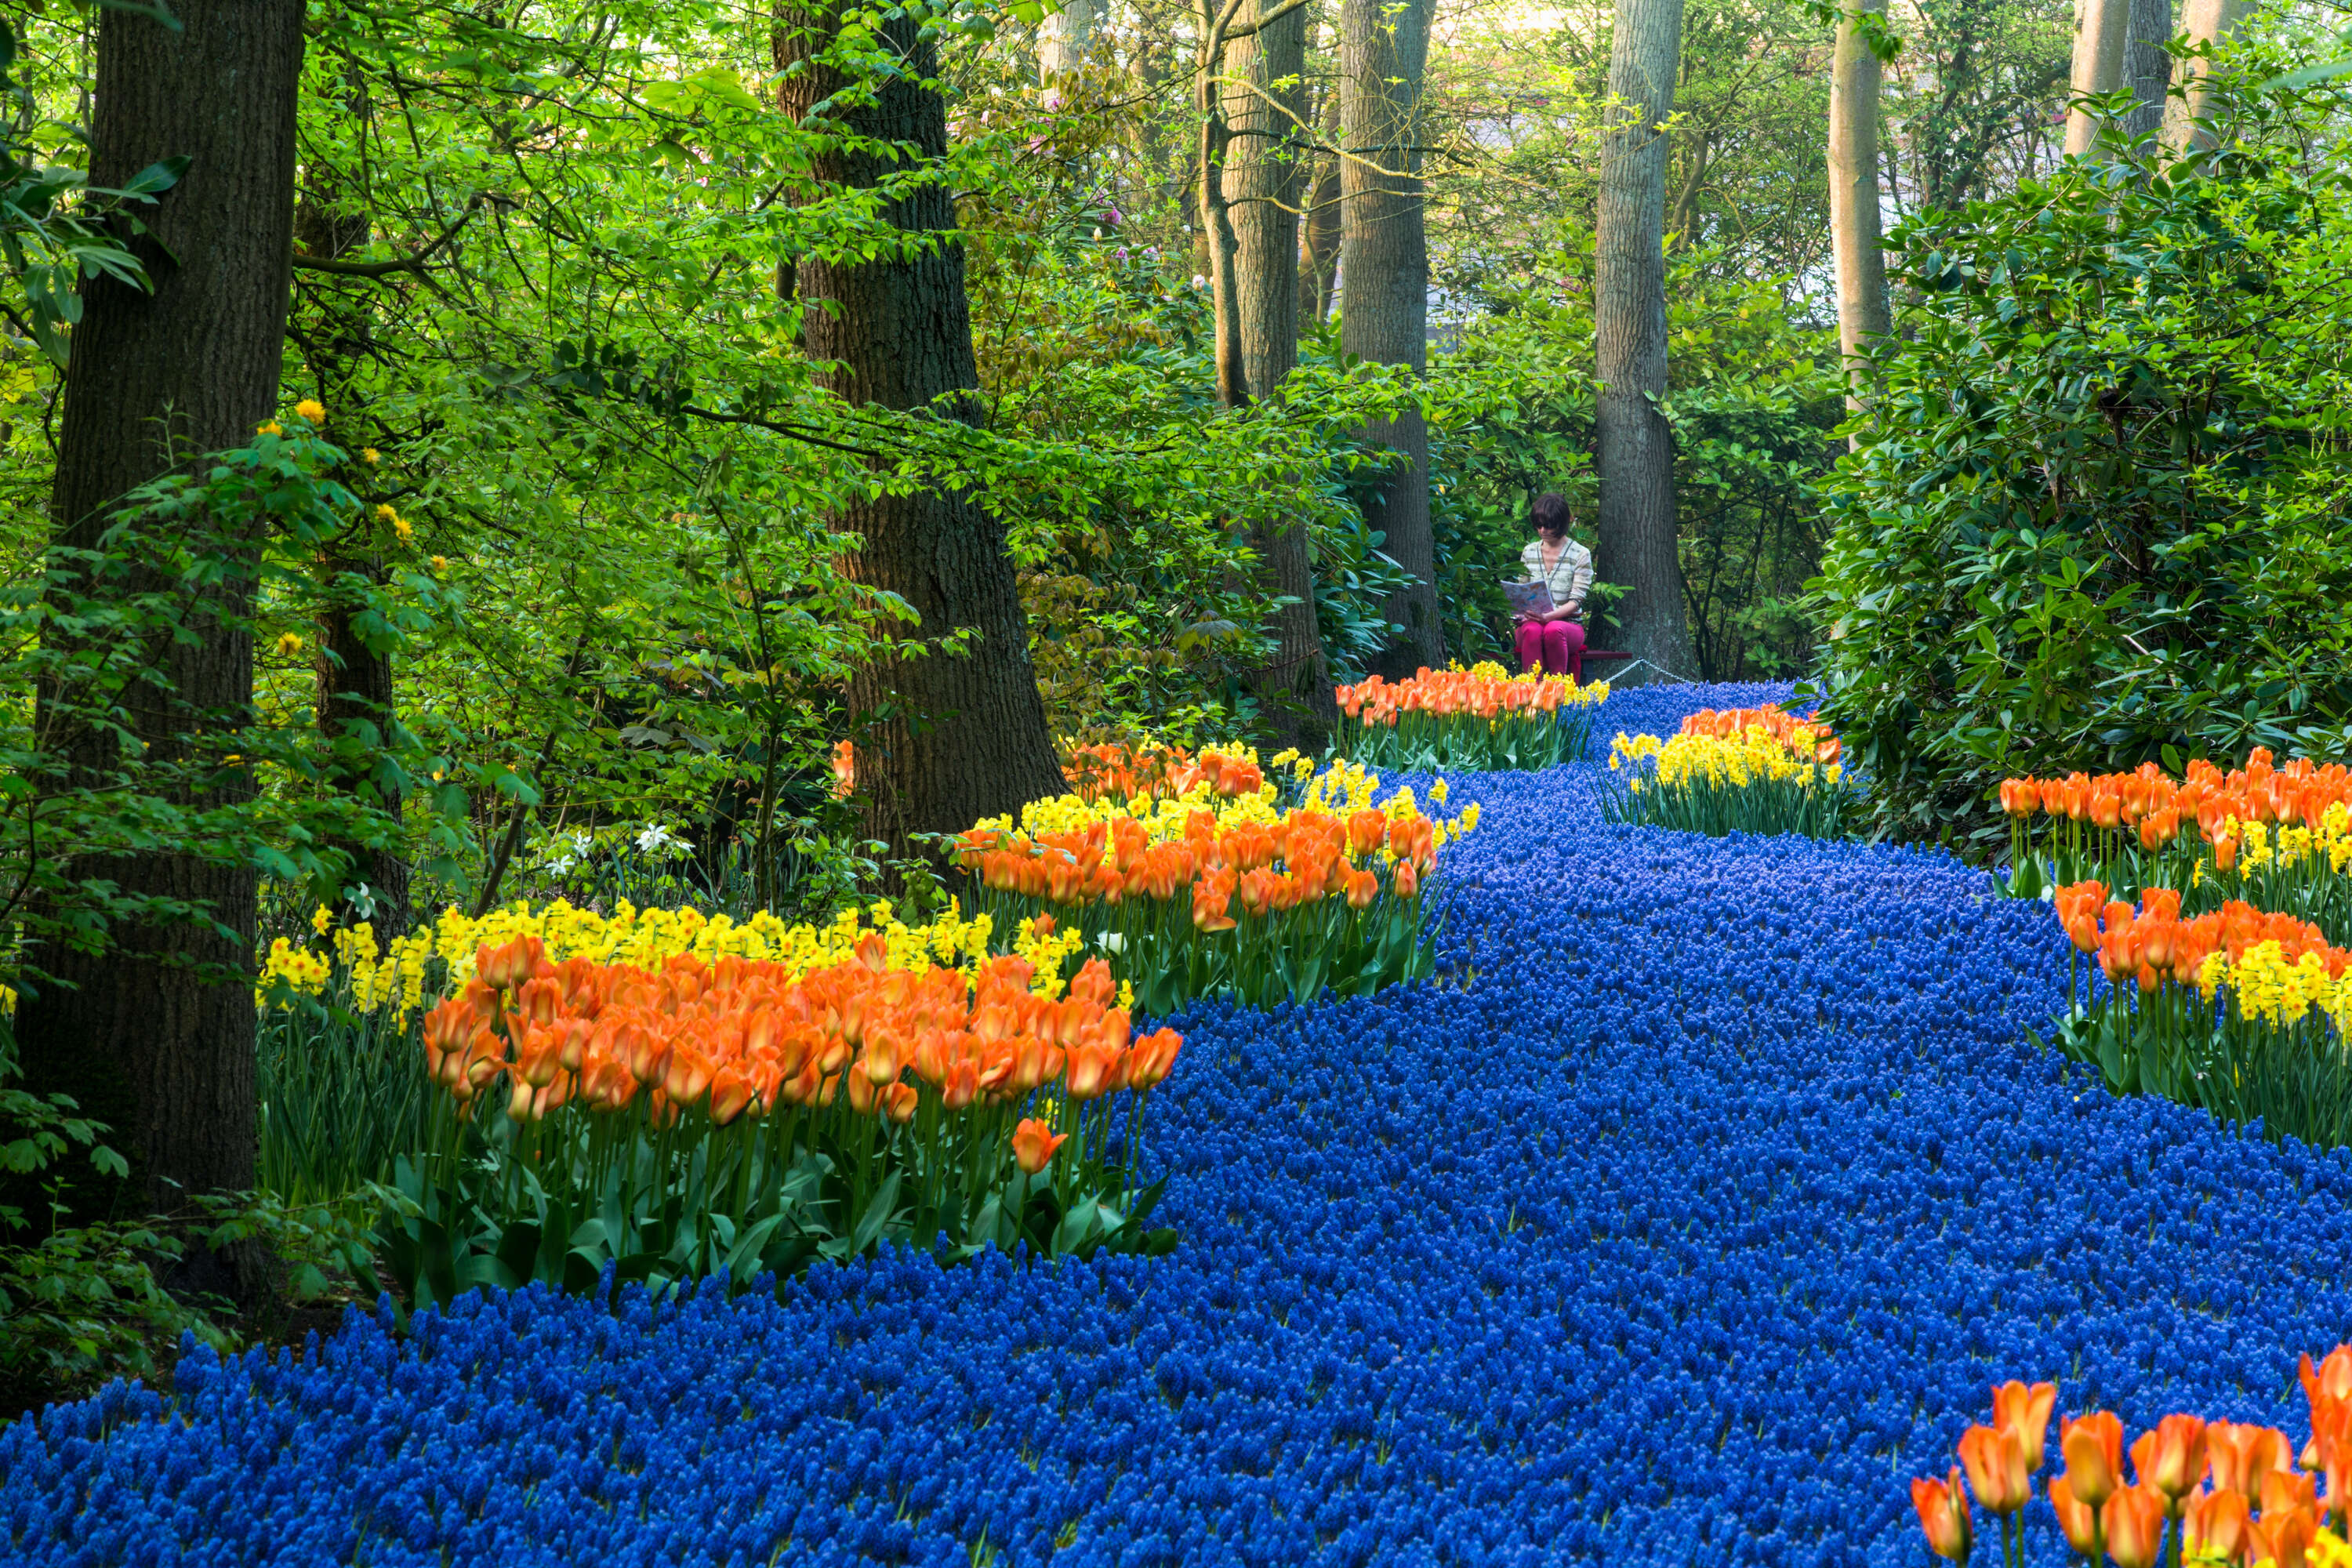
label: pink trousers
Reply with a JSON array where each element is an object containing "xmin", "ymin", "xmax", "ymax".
[{"xmin": 1516, "ymin": 618, "xmax": 1586, "ymax": 677}]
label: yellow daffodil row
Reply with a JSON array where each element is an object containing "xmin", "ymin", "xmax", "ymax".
[
  {"xmin": 1608, "ymin": 727, "xmax": 1845, "ymax": 793},
  {"xmin": 967, "ymin": 756, "xmax": 1478, "ymax": 856},
  {"xmin": 260, "ymin": 897, "xmax": 1097, "ymax": 1022}
]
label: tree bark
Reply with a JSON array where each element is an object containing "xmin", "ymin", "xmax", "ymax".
[
  {"xmin": 2123, "ymin": 0, "xmax": 2174, "ymax": 140},
  {"xmin": 19, "ymin": 3, "xmax": 306, "ymax": 1259},
  {"xmin": 1298, "ymin": 64, "xmax": 1343, "ymax": 325},
  {"xmin": 1594, "ymin": 0, "xmax": 1693, "ymax": 680},
  {"xmin": 2065, "ymin": 0, "xmax": 2133, "ymax": 156},
  {"xmin": 775, "ymin": 6, "xmax": 1063, "ymax": 859},
  {"xmin": 1039, "ymin": 0, "xmax": 1099, "ymax": 81},
  {"xmin": 1338, "ymin": 0, "xmax": 1442, "ymax": 677},
  {"xmin": 1828, "ymin": 0, "xmax": 1890, "ymax": 430},
  {"xmin": 2165, "ymin": 0, "xmax": 2242, "ymax": 150},
  {"xmin": 1225, "ymin": 0, "xmax": 1337, "ymax": 749}
]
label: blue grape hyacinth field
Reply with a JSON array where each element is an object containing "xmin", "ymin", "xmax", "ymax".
[{"xmin": 9, "ymin": 681, "xmax": 2352, "ymax": 1567}]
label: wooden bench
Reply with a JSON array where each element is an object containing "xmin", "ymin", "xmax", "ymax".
[{"xmin": 1571, "ymin": 648, "xmax": 1635, "ymax": 684}]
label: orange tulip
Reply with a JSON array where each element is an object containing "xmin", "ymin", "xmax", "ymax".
[
  {"xmin": 2136, "ymin": 1414, "xmax": 2207, "ymax": 1506},
  {"xmin": 2250, "ymin": 1504, "xmax": 2318, "ymax": 1568},
  {"xmin": 2063, "ymin": 1411, "xmax": 2125, "ymax": 1509},
  {"xmin": 878, "ymin": 1081, "xmax": 918, "ymax": 1125},
  {"xmin": 477, "ymin": 934, "xmax": 546, "ymax": 992},
  {"xmin": 1394, "ymin": 859, "xmax": 1419, "ymax": 899},
  {"xmin": 2304, "ymin": 1348, "xmax": 2352, "ymax": 1409},
  {"xmin": 1911, "ymin": 1468, "xmax": 1973, "ymax": 1562},
  {"xmin": 2184, "ymin": 1487, "xmax": 2252, "ymax": 1562},
  {"xmin": 2209, "ymin": 1423, "xmax": 2292, "ymax": 1497},
  {"xmin": 1992, "ymin": 1381, "xmax": 2058, "ymax": 1472},
  {"xmin": 2103, "ymin": 1484, "xmax": 2165, "ymax": 1568},
  {"xmin": 1011, "ymin": 1116, "xmax": 1068, "ymax": 1175},
  {"xmin": 2049, "ymin": 1476, "xmax": 2100, "ymax": 1558},
  {"xmin": 1959, "ymin": 1423, "xmax": 2031, "ymax": 1515}
]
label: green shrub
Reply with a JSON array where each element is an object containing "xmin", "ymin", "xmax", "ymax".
[{"xmin": 1811, "ymin": 74, "xmax": 2352, "ymax": 851}]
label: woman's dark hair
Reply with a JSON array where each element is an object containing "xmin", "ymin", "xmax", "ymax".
[{"xmin": 1531, "ymin": 492, "xmax": 1572, "ymax": 535}]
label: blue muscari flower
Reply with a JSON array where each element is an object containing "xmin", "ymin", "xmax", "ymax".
[{"xmin": 11, "ymin": 683, "xmax": 2352, "ymax": 1565}]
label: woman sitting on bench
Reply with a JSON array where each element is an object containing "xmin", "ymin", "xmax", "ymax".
[{"xmin": 1515, "ymin": 492, "xmax": 1590, "ymax": 677}]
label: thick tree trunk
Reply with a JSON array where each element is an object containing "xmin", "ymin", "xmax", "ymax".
[
  {"xmin": 1594, "ymin": 0, "xmax": 1693, "ymax": 680},
  {"xmin": 2123, "ymin": 0, "xmax": 2175, "ymax": 140},
  {"xmin": 19, "ymin": 3, "xmax": 306, "ymax": 1257},
  {"xmin": 2166, "ymin": 0, "xmax": 2242, "ymax": 149},
  {"xmin": 775, "ymin": 7, "xmax": 1062, "ymax": 857},
  {"xmin": 1828, "ymin": 0, "xmax": 1890, "ymax": 430},
  {"xmin": 1039, "ymin": 0, "xmax": 1099, "ymax": 81},
  {"xmin": 1338, "ymin": 0, "xmax": 1442, "ymax": 677},
  {"xmin": 1225, "ymin": 0, "xmax": 1337, "ymax": 749},
  {"xmin": 2065, "ymin": 0, "xmax": 2132, "ymax": 155}
]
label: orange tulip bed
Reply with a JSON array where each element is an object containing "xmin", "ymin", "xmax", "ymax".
[
  {"xmin": 1334, "ymin": 662, "xmax": 1610, "ymax": 771},
  {"xmin": 1995, "ymin": 750, "xmax": 2352, "ymax": 940},
  {"xmin": 1913, "ymin": 1352, "xmax": 2352, "ymax": 1568},
  {"xmin": 955, "ymin": 800, "xmax": 1447, "ymax": 1015},
  {"xmin": 381, "ymin": 930, "xmax": 1183, "ymax": 1309}
]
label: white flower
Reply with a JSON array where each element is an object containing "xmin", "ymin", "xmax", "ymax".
[
  {"xmin": 636, "ymin": 822, "xmax": 691, "ymax": 857},
  {"xmin": 1095, "ymin": 931, "xmax": 1127, "ymax": 954}
]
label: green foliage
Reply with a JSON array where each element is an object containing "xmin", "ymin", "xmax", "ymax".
[
  {"xmin": 1334, "ymin": 704, "xmax": 1603, "ymax": 774},
  {"xmin": 378, "ymin": 1099, "xmax": 1171, "ymax": 1316},
  {"xmin": 2, "ymin": 419, "xmax": 461, "ymax": 993},
  {"xmin": 1812, "ymin": 72, "xmax": 2352, "ymax": 850}
]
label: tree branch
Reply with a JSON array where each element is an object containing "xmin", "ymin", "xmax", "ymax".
[{"xmin": 293, "ymin": 194, "xmax": 486, "ymax": 278}]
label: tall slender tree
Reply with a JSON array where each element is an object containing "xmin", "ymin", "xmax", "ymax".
[
  {"xmin": 1219, "ymin": 0, "xmax": 1337, "ymax": 746},
  {"xmin": 2064, "ymin": 0, "xmax": 2132, "ymax": 154},
  {"xmin": 1594, "ymin": 0, "xmax": 1693, "ymax": 679},
  {"xmin": 1828, "ymin": 0, "xmax": 1890, "ymax": 433},
  {"xmin": 2167, "ymin": 0, "xmax": 2243, "ymax": 149},
  {"xmin": 1039, "ymin": 0, "xmax": 1100, "ymax": 82},
  {"xmin": 19, "ymin": 2, "xmax": 308, "ymax": 1272},
  {"xmin": 1338, "ymin": 0, "xmax": 1441, "ymax": 676},
  {"xmin": 2123, "ymin": 0, "xmax": 2175, "ymax": 139},
  {"xmin": 1298, "ymin": 55, "xmax": 1343, "ymax": 326},
  {"xmin": 774, "ymin": 5, "xmax": 1063, "ymax": 859}
]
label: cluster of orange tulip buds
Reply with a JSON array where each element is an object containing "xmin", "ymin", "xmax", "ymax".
[
  {"xmin": 421, "ymin": 931, "xmax": 1182, "ymax": 1146},
  {"xmin": 1337, "ymin": 666, "xmax": 1585, "ymax": 724},
  {"xmin": 2053, "ymin": 881, "xmax": 2349, "ymax": 993},
  {"xmin": 2001, "ymin": 750, "xmax": 2352, "ymax": 858},
  {"xmin": 1677, "ymin": 704, "xmax": 1841, "ymax": 766},
  {"xmin": 958, "ymin": 808, "xmax": 1431, "ymax": 931},
  {"xmin": 1915, "ymin": 1351, "xmax": 2352, "ymax": 1568},
  {"xmin": 1061, "ymin": 741, "xmax": 1264, "ymax": 804}
]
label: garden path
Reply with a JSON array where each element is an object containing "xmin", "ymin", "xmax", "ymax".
[{"xmin": 8, "ymin": 682, "xmax": 2352, "ymax": 1568}]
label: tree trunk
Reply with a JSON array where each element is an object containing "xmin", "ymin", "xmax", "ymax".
[
  {"xmin": 2065, "ymin": 0, "xmax": 2132, "ymax": 156},
  {"xmin": 2165, "ymin": 0, "xmax": 2242, "ymax": 149},
  {"xmin": 1828, "ymin": 0, "xmax": 1890, "ymax": 430},
  {"xmin": 2123, "ymin": 0, "xmax": 2174, "ymax": 140},
  {"xmin": 1039, "ymin": 0, "xmax": 1099, "ymax": 82},
  {"xmin": 1594, "ymin": 0, "xmax": 1693, "ymax": 680},
  {"xmin": 1338, "ymin": 0, "xmax": 1442, "ymax": 677},
  {"xmin": 775, "ymin": 6, "xmax": 1063, "ymax": 858},
  {"xmin": 18, "ymin": 3, "xmax": 306, "ymax": 1264},
  {"xmin": 1298, "ymin": 67, "xmax": 1343, "ymax": 325},
  {"xmin": 293, "ymin": 182, "xmax": 412, "ymax": 939},
  {"xmin": 1225, "ymin": 0, "xmax": 1337, "ymax": 749}
]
